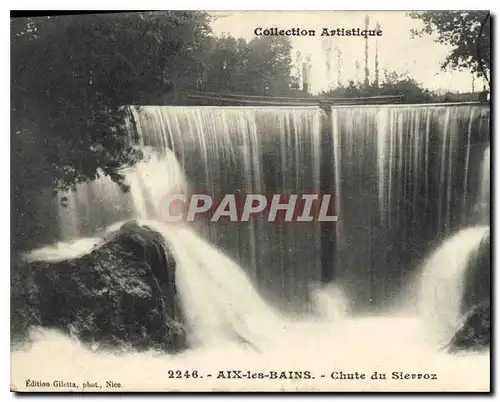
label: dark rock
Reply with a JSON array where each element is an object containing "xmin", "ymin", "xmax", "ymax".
[
  {"xmin": 448, "ymin": 229, "xmax": 490, "ymax": 353},
  {"xmin": 461, "ymin": 230, "xmax": 490, "ymax": 315},
  {"xmin": 448, "ymin": 299, "xmax": 490, "ymax": 353},
  {"xmin": 11, "ymin": 221, "xmax": 187, "ymax": 353}
]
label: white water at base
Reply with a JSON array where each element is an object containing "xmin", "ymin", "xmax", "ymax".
[
  {"xmin": 14, "ymin": 222, "xmax": 490, "ymax": 391},
  {"xmin": 11, "ymin": 316, "xmax": 489, "ymax": 392},
  {"xmin": 418, "ymin": 225, "xmax": 490, "ymax": 345},
  {"xmin": 21, "ymin": 221, "xmax": 349, "ymax": 351},
  {"xmin": 139, "ymin": 220, "xmax": 290, "ymax": 349}
]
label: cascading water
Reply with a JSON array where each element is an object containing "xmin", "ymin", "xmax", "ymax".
[
  {"xmin": 418, "ymin": 225, "xmax": 490, "ymax": 345},
  {"xmin": 331, "ymin": 104, "xmax": 490, "ymax": 308},
  {"xmin": 476, "ymin": 145, "xmax": 490, "ymax": 223},
  {"xmin": 53, "ymin": 104, "xmax": 490, "ymax": 312},
  {"xmin": 137, "ymin": 220, "xmax": 288, "ymax": 349},
  {"xmin": 15, "ymin": 103, "xmax": 491, "ymax": 391},
  {"xmin": 130, "ymin": 106, "xmax": 324, "ymax": 311},
  {"xmin": 55, "ymin": 106, "xmax": 325, "ymax": 312},
  {"xmin": 14, "ymin": 219, "xmax": 490, "ymax": 391},
  {"xmin": 57, "ymin": 147, "xmax": 188, "ymax": 239}
]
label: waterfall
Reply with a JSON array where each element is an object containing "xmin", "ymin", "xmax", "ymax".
[
  {"xmin": 53, "ymin": 104, "xmax": 490, "ymax": 311},
  {"xmin": 128, "ymin": 106, "xmax": 324, "ymax": 311},
  {"xmin": 56, "ymin": 106, "xmax": 325, "ymax": 312},
  {"xmin": 16, "ymin": 219, "xmax": 490, "ymax": 391},
  {"xmin": 57, "ymin": 148, "xmax": 187, "ymax": 239},
  {"xmin": 476, "ymin": 145, "xmax": 490, "ymax": 223},
  {"xmin": 15, "ymin": 103, "xmax": 491, "ymax": 391},
  {"xmin": 418, "ymin": 225, "xmax": 489, "ymax": 345},
  {"xmin": 331, "ymin": 104, "xmax": 489, "ymax": 308},
  {"xmin": 137, "ymin": 220, "xmax": 288, "ymax": 349}
]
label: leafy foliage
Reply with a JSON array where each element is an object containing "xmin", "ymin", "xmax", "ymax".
[
  {"xmin": 11, "ymin": 13, "xmax": 302, "ymax": 251},
  {"xmin": 199, "ymin": 34, "xmax": 296, "ymax": 96},
  {"xmin": 409, "ymin": 11, "xmax": 490, "ymax": 85},
  {"xmin": 12, "ymin": 12, "xmax": 212, "ymax": 192},
  {"xmin": 12, "ymin": 13, "xmax": 300, "ymax": 194},
  {"xmin": 319, "ymin": 70, "xmax": 434, "ymax": 103}
]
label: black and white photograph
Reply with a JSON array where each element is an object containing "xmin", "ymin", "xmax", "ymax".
[{"xmin": 10, "ymin": 10, "xmax": 491, "ymax": 392}]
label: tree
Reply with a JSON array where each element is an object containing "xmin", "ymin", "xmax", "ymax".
[
  {"xmin": 12, "ymin": 12, "xmax": 298, "ymax": 199},
  {"xmin": 374, "ymin": 22, "xmax": 381, "ymax": 87},
  {"xmin": 246, "ymin": 35, "xmax": 295, "ymax": 95},
  {"xmin": 363, "ymin": 15, "xmax": 370, "ymax": 86},
  {"xmin": 291, "ymin": 50, "xmax": 303, "ymax": 90},
  {"xmin": 335, "ymin": 47, "xmax": 343, "ymax": 87},
  {"xmin": 11, "ymin": 12, "xmax": 212, "ymax": 193},
  {"xmin": 199, "ymin": 35, "xmax": 250, "ymax": 93},
  {"xmin": 409, "ymin": 11, "xmax": 490, "ymax": 87},
  {"xmin": 379, "ymin": 70, "xmax": 434, "ymax": 103},
  {"xmin": 319, "ymin": 69, "xmax": 433, "ymax": 104},
  {"xmin": 199, "ymin": 34, "xmax": 297, "ymax": 96}
]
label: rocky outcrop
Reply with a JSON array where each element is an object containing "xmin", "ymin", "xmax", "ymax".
[
  {"xmin": 448, "ymin": 299, "xmax": 490, "ymax": 353},
  {"xmin": 11, "ymin": 221, "xmax": 187, "ymax": 353},
  {"xmin": 461, "ymin": 230, "xmax": 490, "ymax": 315},
  {"xmin": 449, "ymin": 229, "xmax": 490, "ymax": 353}
]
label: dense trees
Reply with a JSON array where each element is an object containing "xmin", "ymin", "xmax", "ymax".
[
  {"xmin": 12, "ymin": 13, "xmax": 300, "ymax": 194},
  {"xmin": 199, "ymin": 35, "xmax": 296, "ymax": 96},
  {"xmin": 319, "ymin": 70, "xmax": 433, "ymax": 104},
  {"xmin": 409, "ymin": 11, "xmax": 491, "ymax": 87},
  {"xmin": 12, "ymin": 11, "xmax": 490, "ymax": 197},
  {"xmin": 12, "ymin": 12, "xmax": 212, "ymax": 193}
]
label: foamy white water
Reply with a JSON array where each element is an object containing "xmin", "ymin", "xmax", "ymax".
[
  {"xmin": 140, "ymin": 220, "xmax": 289, "ymax": 349},
  {"xmin": 56, "ymin": 147, "xmax": 188, "ymax": 240},
  {"xmin": 418, "ymin": 225, "xmax": 490, "ymax": 345},
  {"xmin": 12, "ymin": 222, "xmax": 490, "ymax": 392},
  {"xmin": 23, "ymin": 237, "xmax": 101, "ymax": 263},
  {"xmin": 11, "ymin": 314, "xmax": 489, "ymax": 392}
]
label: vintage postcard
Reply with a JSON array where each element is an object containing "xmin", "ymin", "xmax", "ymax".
[{"xmin": 11, "ymin": 10, "xmax": 491, "ymax": 392}]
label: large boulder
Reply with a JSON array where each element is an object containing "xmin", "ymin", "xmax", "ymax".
[
  {"xmin": 11, "ymin": 221, "xmax": 187, "ymax": 353},
  {"xmin": 461, "ymin": 229, "xmax": 490, "ymax": 315},
  {"xmin": 448, "ymin": 229, "xmax": 490, "ymax": 353},
  {"xmin": 448, "ymin": 299, "xmax": 490, "ymax": 353}
]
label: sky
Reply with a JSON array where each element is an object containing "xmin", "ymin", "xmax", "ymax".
[{"xmin": 210, "ymin": 11, "xmax": 485, "ymax": 94}]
